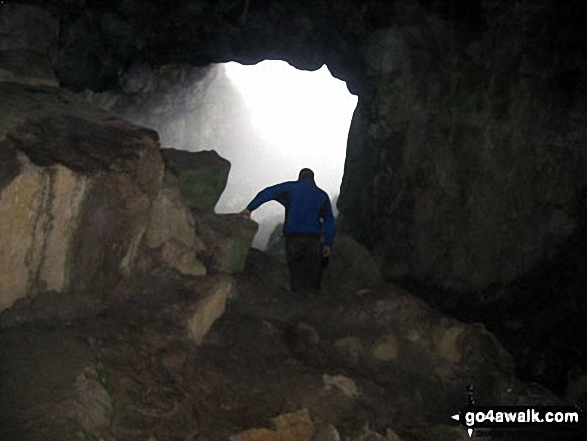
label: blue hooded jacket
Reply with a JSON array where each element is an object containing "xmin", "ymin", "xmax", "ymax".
[{"xmin": 247, "ymin": 179, "xmax": 336, "ymax": 247}]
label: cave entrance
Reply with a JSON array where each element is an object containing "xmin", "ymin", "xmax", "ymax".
[{"xmin": 211, "ymin": 61, "xmax": 357, "ymax": 248}]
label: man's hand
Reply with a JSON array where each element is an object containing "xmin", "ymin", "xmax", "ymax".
[
  {"xmin": 240, "ymin": 208, "xmax": 251, "ymax": 219},
  {"xmin": 322, "ymin": 245, "xmax": 331, "ymax": 258}
]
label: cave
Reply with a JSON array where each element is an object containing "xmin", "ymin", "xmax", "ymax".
[
  {"xmin": 1, "ymin": 0, "xmax": 587, "ymax": 440},
  {"xmin": 93, "ymin": 59, "xmax": 356, "ymax": 248}
]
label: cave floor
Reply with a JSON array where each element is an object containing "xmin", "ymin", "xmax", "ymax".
[
  {"xmin": 0, "ymin": 251, "xmax": 403, "ymax": 441},
  {"xmin": 2, "ymin": 250, "xmax": 579, "ymax": 441}
]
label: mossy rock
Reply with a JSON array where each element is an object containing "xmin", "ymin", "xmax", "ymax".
[
  {"xmin": 177, "ymin": 169, "xmax": 228, "ymax": 211},
  {"xmin": 161, "ymin": 148, "xmax": 230, "ymax": 211}
]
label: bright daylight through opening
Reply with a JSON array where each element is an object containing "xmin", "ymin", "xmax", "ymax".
[{"xmin": 216, "ymin": 60, "xmax": 358, "ymax": 248}]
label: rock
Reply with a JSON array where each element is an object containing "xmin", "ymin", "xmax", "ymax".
[
  {"xmin": 363, "ymin": 27, "xmax": 409, "ymax": 74},
  {"xmin": 0, "ymin": 83, "xmax": 163, "ymax": 320},
  {"xmin": 161, "ymin": 148, "xmax": 230, "ymax": 211},
  {"xmin": 371, "ymin": 334, "xmax": 400, "ymax": 361},
  {"xmin": 384, "ymin": 428, "xmax": 403, "ymax": 441},
  {"xmin": 142, "ymin": 170, "xmax": 207, "ymax": 276},
  {"xmin": 159, "ymin": 239, "xmax": 206, "ymax": 277},
  {"xmin": 230, "ymin": 428, "xmax": 280, "ymax": 441},
  {"xmin": 272, "ymin": 409, "xmax": 316, "ymax": 441},
  {"xmin": 312, "ymin": 423, "xmax": 340, "ymax": 441},
  {"xmin": 230, "ymin": 409, "xmax": 316, "ymax": 441},
  {"xmin": 266, "ymin": 222, "xmax": 287, "ymax": 261},
  {"xmin": 186, "ymin": 276, "xmax": 235, "ymax": 345},
  {"xmin": 0, "ymin": 4, "xmax": 59, "ymax": 86},
  {"xmin": 0, "ymin": 50, "xmax": 59, "ymax": 87},
  {"xmin": 405, "ymin": 424, "xmax": 470, "ymax": 441},
  {"xmin": 322, "ymin": 375, "xmax": 360, "ymax": 398},
  {"xmin": 195, "ymin": 212, "xmax": 258, "ymax": 273},
  {"xmin": 352, "ymin": 427, "xmax": 404, "ymax": 441},
  {"xmin": 340, "ymin": 9, "xmax": 587, "ymax": 310},
  {"xmin": 72, "ymin": 367, "xmax": 114, "ymax": 432},
  {"xmin": 566, "ymin": 366, "xmax": 587, "ymax": 407},
  {"xmin": 295, "ymin": 322, "xmax": 320, "ymax": 346},
  {"xmin": 144, "ymin": 172, "xmax": 202, "ymax": 251},
  {"xmin": 334, "ymin": 336, "xmax": 363, "ymax": 365},
  {"xmin": 159, "ymin": 348, "xmax": 188, "ymax": 373},
  {"xmin": 322, "ymin": 234, "xmax": 383, "ymax": 296},
  {"xmin": 0, "ymin": 325, "xmax": 112, "ymax": 440},
  {"xmin": 430, "ymin": 323, "xmax": 466, "ymax": 364}
]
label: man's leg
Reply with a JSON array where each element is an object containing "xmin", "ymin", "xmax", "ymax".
[
  {"xmin": 285, "ymin": 236, "xmax": 303, "ymax": 292},
  {"xmin": 300, "ymin": 236, "xmax": 321, "ymax": 292},
  {"xmin": 285, "ymin": 235, "xmax": 321, "ymax": 294}
]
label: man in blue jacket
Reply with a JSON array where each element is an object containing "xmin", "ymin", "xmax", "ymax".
[{"xmin": 241, "ymin": 168, "xmax": 336, "ymax": 294}]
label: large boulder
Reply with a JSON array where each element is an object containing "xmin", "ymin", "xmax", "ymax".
[
  {"xmin": 142, "ymin": 171, "xmax": 207, "ymax": 276},
  {"xmin": 322, "ymin": 234, "xmax": 384, "ymax": 296},
  {"xmin": 0, "ymin": 82, "xmax": 163, "ymax": 322},
  {"xmin": 0, "ymin": 4, "xmax": 59, "ymax": 86},
  {"xmin": 286, "ymin": 285, "xmax": 561, "ymax": 427},
  {"xmin": 163, "ymin": 275, "xmax": 236, "ymax": 345},
  {"xmin": 0, "ymin": 324, "xmax": 114, "ymax": 440},
  {"xmin": 161, "ymin": 148, "xmax": 230, "ymax": 212},
  {"xmin": 194, "ymin": 212, "xmax": 259, "ymax": 274},
  {"xmin": 230, "ymin": 409, "xmax": 316, "ymax": 441}
]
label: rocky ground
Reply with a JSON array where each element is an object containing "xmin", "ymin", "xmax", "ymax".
[{"xmin": 2, "ymin": 247, "xmax": 583, "ymax": 441}]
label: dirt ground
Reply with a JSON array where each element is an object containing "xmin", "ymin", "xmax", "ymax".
[{"xmin": 1, "ymin": 249, "xmax": 582, "ymax": 441}]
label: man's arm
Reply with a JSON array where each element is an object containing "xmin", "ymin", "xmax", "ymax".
[{"xmin": 243, "ymin": 182, "xmax": 292, "ymax": 214}]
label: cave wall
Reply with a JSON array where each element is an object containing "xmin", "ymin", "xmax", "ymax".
[
  {"xmin": 18, "ymin": 0, "xmax": 587, "ymax": 295},
  {"xmin": 339, "ymin": 4, "xmax": 587, "ymax": 294}
]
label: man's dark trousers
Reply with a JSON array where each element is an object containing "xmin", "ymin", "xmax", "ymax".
[{"xmin": 285, "ymin": 234, "xmax": 322, "ymax": 293}]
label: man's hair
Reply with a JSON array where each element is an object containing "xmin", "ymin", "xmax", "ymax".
[{"xmin": 298, "ymin": 168, "xmax": 314, "ymax": 181}]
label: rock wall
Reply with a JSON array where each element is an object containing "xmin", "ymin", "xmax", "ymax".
[
  {"xmin": 0, "ymin": 4, "xmax": 59, "ymax": 86},
  {"xmin": 339, "ymin": 3, "xmax": 587, "ymax": 294},
  {"xmin": 0, "ymin": 82, "xmax": 163, "ymax": 319},
  {"xmin": 41, "ymin": 0, "xmax": 587, "ymax": 297}
]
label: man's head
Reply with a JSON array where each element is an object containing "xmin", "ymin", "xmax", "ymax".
[{"xmin": 298, "ymin": 168, "xmax": 314, "ymax": 181}]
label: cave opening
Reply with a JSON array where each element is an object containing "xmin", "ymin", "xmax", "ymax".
[{"xmin": 209, "ymin": 60, "xmax": 357, "ymax": 248}]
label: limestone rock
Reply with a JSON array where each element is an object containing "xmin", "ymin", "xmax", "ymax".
[
  {"xmin": 161, "ymin": 148, "xmax": 230, "ymax": 211},
  {"xmin": 159, "ymin": 239, "xmax": 206, "ymax": 277},
  {"xmin": 266, "ymin": 222, "xmax": 287, "ymax": 261},
  {"xmin": 430, "ymin": 323, "xmax": 466, "ymax": 364},
  {"xmin": 0, "ymin": 4, "xmax": 59, "ymax": 86},
  {"xmin": 339, "ymin": 6, "xmax": 587, "ymax": 311},
  {"xmin": 352, "ymin": 427, "xmax": 404, "ymax": 441},
  {"xmin": 143, "ymin": 170, "xmax": 206, "ymax": 276},
  {"xmin": 230, "ymin": 428, "xmax": 280, "ymax": 441},
  {"xmin": 195, "ymin": 212, "xmax": 259, "ymax": 273},
  {"xmin": 295, "ymin": 322, "xmax": 320, "ymax": 346},
  {"xmin": 230, "ymin": 409, "xmax": 316, "ymax": 441},
  {"xmin": 0, "ymin": 325, "xmax": 112, "ymax": 440},
  {"xmin": 405, "ymin": 424, "xmax": 470, "ymax": 441},
  {"xmin": 334, "ymin": 336, "xmax": 363, "ymax": 365},
  {"xmin": 312, "ymin": 423, "xmax": 340, "ymax": 441},
  {"xmin": 273, "ymin": 409, "xmax": 316, "ymax": 441},
  {"xmin": 0, "ymin": 83, "xmax": 163, "ymax": 320},
  {"xmin": 0, "ymin": 50, "xmax": 58, "ymax": 87},
  {"xmin": 322, "ymin": 375, "xmax": 360, "ymax": 398},
  {"xmin": 363, "ymin": 27, "xmax": 409, "ymax": 74},
  {"xmin": 145, "ymin": 172, "xmax": 201, "ymax": 250},
  {"xmin": 566, "ymin": 366, "xmax": 587, "ymax": 407},
  {"xmin": 71, "ymin": 368, "xmax": 114, "ymax": 432},
  {"xmin": 322, "ymin": 234, "xmax": 383, "ymax": 296},
  {"xmin": 371, "ymin": 334, "xmax": 400, "ymax": 361},
  {"xmin": 186, "ymin": 276, "xmax": 235, "ymax": 344},
  {"xmin": 384, "ymin": 429, "xmax": 402, "ymax": 441}
]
